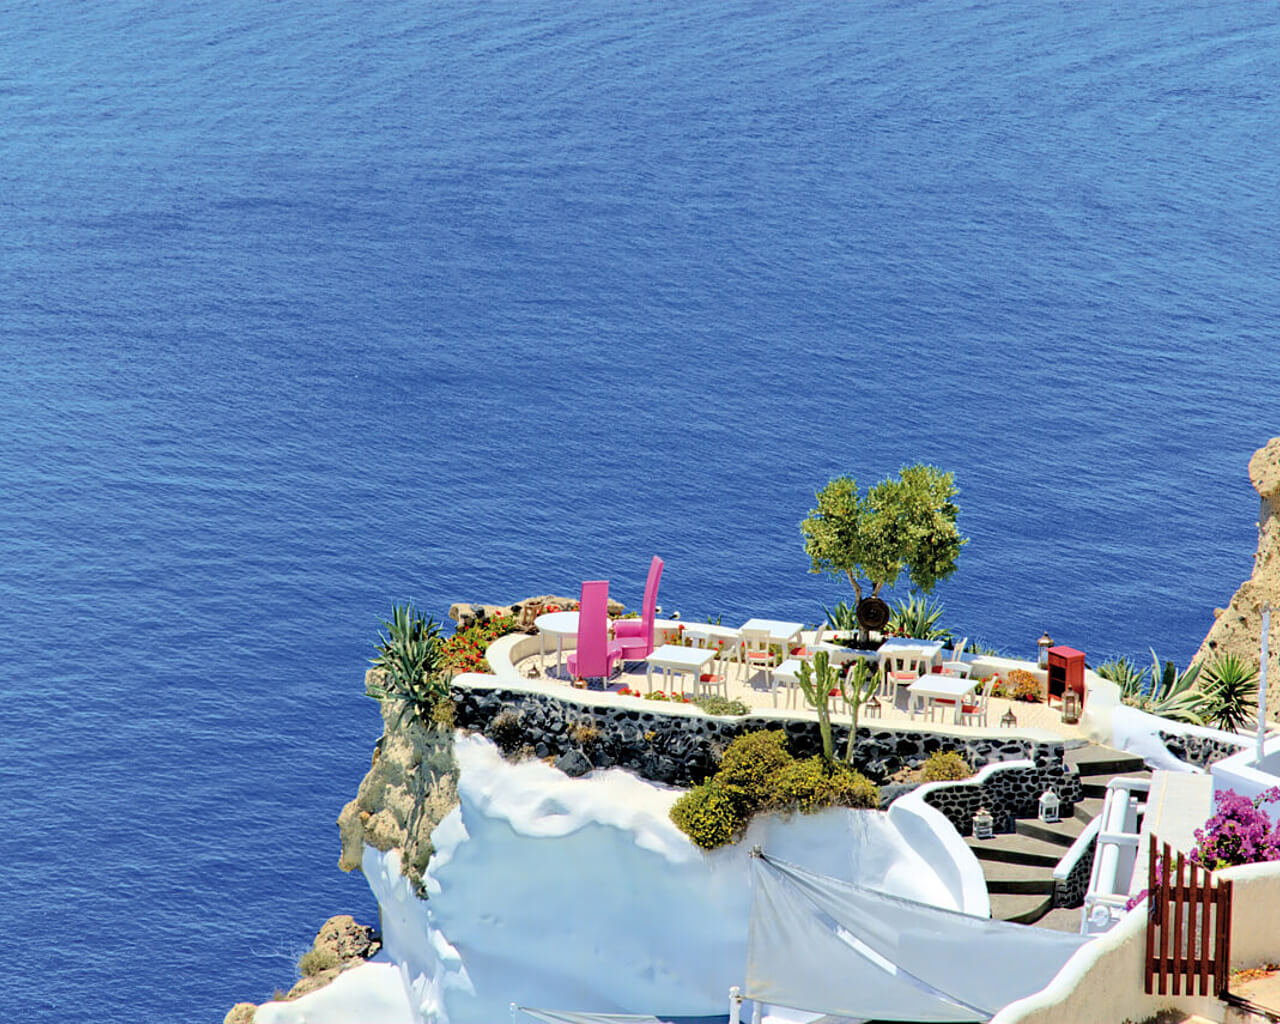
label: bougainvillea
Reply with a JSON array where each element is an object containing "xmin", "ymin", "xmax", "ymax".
[{"xmin": 1191, "ymin": 787, "xmax": 1280, "ymax": 871}]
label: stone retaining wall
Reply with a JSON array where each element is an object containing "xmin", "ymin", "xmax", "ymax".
[
  {"xmin": 919, "ymin": 762, "xmax": 1083, "ymax": 837},
  {"xmin": 451, "ymin": 685, "xmax": 1069, "ymax": 794},
  {"xmin": 1159, "ymin": 729, "xmax": 1250, "ymax": 769},
  {"xmin": 1054, "ymin": 834, "xmax": 1097, "ymax": 909}
]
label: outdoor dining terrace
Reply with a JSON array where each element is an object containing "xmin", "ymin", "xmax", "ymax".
[{"xmin": 495, "ymin": 617, "xmax": 1092, "ymax": 744}]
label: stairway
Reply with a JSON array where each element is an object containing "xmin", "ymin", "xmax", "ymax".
[{"xmin": 964, "ymin": 745, "xmax": 1150, "ymax": 930}]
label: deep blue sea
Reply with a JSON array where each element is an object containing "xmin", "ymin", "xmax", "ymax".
[{"xmin": 2, "ymin": 1, "xmax": 1277, "ymax": 1020}]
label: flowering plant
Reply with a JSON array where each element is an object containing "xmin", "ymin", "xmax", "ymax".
[{"xmin": 1191, "ymin": 787, "xmax": 1280, "ymax": 870}]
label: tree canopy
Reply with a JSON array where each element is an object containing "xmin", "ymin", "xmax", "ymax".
[{"xmin": 800, "ymin": 464, "xmax": 966, "ymax": 601}]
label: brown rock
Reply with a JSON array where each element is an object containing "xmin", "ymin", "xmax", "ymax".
[
  {"xmin": 1193, "ymin": 438, "xmax": 1280, "ymax": 706},
  {"xmin": 314, "ymin": 914, "xmax": 380, "ymax": 961},
  {"xmin": 223, "ymin": 1004, "xmax": 256, "ymax": 1024}
]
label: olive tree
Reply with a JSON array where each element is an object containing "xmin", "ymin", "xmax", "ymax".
[{"xmin": 800, "ymin": 464, "xmax": 966, "ymax": 602}]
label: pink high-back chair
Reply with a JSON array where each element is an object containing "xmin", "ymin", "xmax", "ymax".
[
  {"xmin": 566, "ymin": 580, "xmax": 624, "ymax": 683},
  {"xmin": 614, "ymin": 556, "xmax": 664, "ymax": 662}
]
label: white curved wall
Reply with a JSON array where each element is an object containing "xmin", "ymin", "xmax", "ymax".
[{"xmin": 364, "ymin": 732, "xmax": 988, "ymax": 1023}]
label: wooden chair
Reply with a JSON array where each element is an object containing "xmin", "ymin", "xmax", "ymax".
[
  {"xmin": 879, "ymin": 648, "xmax": 930, "ymax": 713},
  {"xmin": 741, "ymin": 628, "xmax": 783, "ymax": 697}
]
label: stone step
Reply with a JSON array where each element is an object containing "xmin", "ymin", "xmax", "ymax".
[
  {"xmin": 1064, "ymin": 745, "xmax": 1147, "ymax": 777},
  {"xmin": 966, "ymin": 833, "xmax": 1063, "ymax": 868},
  {"xmin": 990, "ymin": 891, "xmax": 1055, "ymax": 925},
  {"xmin": 1073, "ymin": 796, "xmax": 1105, "ymax": 823},
  {"xmin": 982, "ymin": 860, "xmax": 1056, "ymax": 895},
  {"xmin": 1015, "ymin": 817, "xmax": 1083, "ymax": 848}
]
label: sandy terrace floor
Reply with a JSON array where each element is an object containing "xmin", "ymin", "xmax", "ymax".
[{"xmin": 513, "ymin": 648, "xmax": 1091, "ymax": 741}]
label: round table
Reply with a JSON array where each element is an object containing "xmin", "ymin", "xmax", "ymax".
[{"xmin": 534, "ymin": 610, "xmax": 580, "ymax": 675}]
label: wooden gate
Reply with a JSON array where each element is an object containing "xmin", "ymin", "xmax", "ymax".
[{"xmin": 1143, "ymin": 835, "xmax": 1233, "ymax": 997}]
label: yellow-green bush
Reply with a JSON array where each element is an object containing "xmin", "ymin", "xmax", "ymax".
[
  {"xmin": 297, "ymin": 947, "xmax": 340, "ymax": 977},
  {"xmin": 716, "ymin": 730, "xmax": 791, "ymax": 808},
  {"xmin": 669, "ymin": 730, "xmax": 880, "ymax": 848},
  {"xmin": 920, "ymin": 750, "xmax": 974, "ymax": 782},
  {"xmin": 770, "ymin": 756, "xmax": 879, "ymax": 813},
  {"xmin": 669, "ymin": 781, "xmax": 741, "ymax": 849}
]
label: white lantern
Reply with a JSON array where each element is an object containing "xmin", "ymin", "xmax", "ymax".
[
  {"xmin": 973, "ymin": 806, "xmax": 994, "ymax": 840},
  {"xmin": 1038, "ymin": 788, "xmax": 1061, "ymax": 824}
]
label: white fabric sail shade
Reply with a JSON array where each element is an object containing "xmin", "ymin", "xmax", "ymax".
[{"xmin": 744, "ymin": 854, "xmax": 1091, "ymax": 1022}]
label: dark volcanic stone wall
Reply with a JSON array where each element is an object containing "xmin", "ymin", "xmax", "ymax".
[
  {"xmin": 1159, "ymin": 730, "xmax": 1248, "ymax": 769},
  {"xmin": 919, "ymin": 762, "xmax": 1083, "ymax": 836},
  {"xmin": 450, "ymin": 686, "xmax": 1069, "ymax": 796},
  {"xmin": 1054, "ymin": 834, "xmax": 1097, "ymax": 908}
]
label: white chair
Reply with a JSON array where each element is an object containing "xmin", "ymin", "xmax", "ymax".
[
  {"xmin": 958, "ymin": 676, "xmax": 997, "ymax": 727},
  {"xmin": 939, "ymin": 636, "xmax": 970, "ymax": 678},
  {"xmin": 740, "ymin": 628, "xmax": 783, "ymax": 696},
  {"xmin": 880, "ymin": 648, "xmax": 931, "ymax": 714}
]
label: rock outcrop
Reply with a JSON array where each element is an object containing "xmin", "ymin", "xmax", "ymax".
[
  {"xmin": 449, "ymin": 593, "xmax": 625, "ymax": 631},
  {"xmin": 1193, "ymin": 437, "xmax": 1280, "ymax": 694},
  {"xmin": 336, "ymin": 675, "xmax": 460, "ymax": 894},
  {"xmin": 222, "ymin": 915, "xmax": 382, "ymax": 1023}
]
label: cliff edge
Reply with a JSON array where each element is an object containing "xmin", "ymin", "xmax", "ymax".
[
  {"xmin": 1193, "ymin": 436, "xmax": 1280, "ymax": 690},
  {"xmin": 336, "ymin": 672, "xmax": 460, "ymax": 894}
]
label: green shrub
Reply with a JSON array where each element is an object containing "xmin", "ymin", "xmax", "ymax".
[
  {"xmin": 921, "ymin": 750, "xmax": 974, "ymax": 782},
  {"xmin": 297, "ymin": 947, "xmax": 340, "ymax": 977},
  {"xmin": 430, "ymin": 691, "xmax": 456, "ymax": 729},
  {"xmin": 693, "ymin": 695, "xmax": 750, "ymax": 716},
  {"xmin": 669, "ymin": 782, "xmax": 742, "ymax": 849},
  {"xmin": 770, "ymin": 757, "xmax": 879, "ymax": 813},
  {"xmin": 716, "ymin": 731, "xmax": 792, "ymax": 809}
]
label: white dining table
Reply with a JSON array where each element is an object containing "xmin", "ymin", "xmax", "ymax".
[
  {"xmin": 907, "ymin": 674, "xmax": 977, "ymax": 723},
  {"xmin": 645, "ymin": 643, "xmax": 719, "ymax": 697},
  {"xmin": 878, "ymin": 637, "xmax": 947, "ymax": 668},
  {"xmin": 739, "ymin": 618, "xmax": 804, "ymax": 645},
  {"xmin": 534, "ymin": 610, "xmax": 580, "ymax": 675}
]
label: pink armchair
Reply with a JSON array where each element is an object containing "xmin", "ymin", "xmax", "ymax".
[
  {"xmin": 566, "ymin": 580, "xmax": 625, "ymax": 683},
  {"xmin": 613, "ymin": 556, "xmax": 663, "ymax": 663}
]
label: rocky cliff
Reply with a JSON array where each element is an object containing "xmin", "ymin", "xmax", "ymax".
[
  {"xmin": 1194, "ymin": 436, "xmax": 1280, "ymax": 693},
  {"xmin": 336, "ymin": 674, "xmax": 461, "ymax": 895}
]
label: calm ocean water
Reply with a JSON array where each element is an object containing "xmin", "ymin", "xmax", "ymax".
[{"xmin": 2, "ymin": 1, "xmax": 1277, "ymax": 1020}]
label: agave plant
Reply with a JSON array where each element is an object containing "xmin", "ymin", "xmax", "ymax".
[
  {"xmin": 1122, "ymin": 650, "xmax": 1204, "ymax": 724},
  {"xmin": 886, "ymin": 595, "xmax": 952, "ymax": 642},
  {"xmin": 1095, "ymin": 655, "xmax": 1150, "ymax": 701},
  {"xmin": 823, "ymin": 600, "xmax": 859, "ymax": 633},
  {"xmin": 367, "ymin": 602, "xmax": 447, "ymax": 720},
  {"xmin": 1198, "ymin": 653, "xmax": 1259, "ymax": 733}
]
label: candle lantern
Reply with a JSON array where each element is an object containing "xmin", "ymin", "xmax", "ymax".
[
  {"xmin": 1038, "ymin": 788, "xmax": 1061, "ymax": 824},
  {"xmin": 1037, "ymin": 632, "xmax": 1054, "ymax": 669},
  {"xmin": 1061, "ymin": 687, "xmax": 1080, "ymax": 724},
  {"xmin": 973, "ymin": 806, "xmax": 994, "ymax": 840},
  {"xmin": 1000, "ymin": 707, "xmax": 1017, "ymax": 728}
]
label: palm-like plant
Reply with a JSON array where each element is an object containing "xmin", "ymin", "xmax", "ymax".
[
  {"xmin": 367, "ymin": 602, "xmax": 446, "ymax": 720},
  {"xmin": 1135, "ymin": 651, "xmax": 1204, "ymax": 724},
  {"xmin": 886, "ymin": 595, "xmax": 952, "ymax": 642},
  {"xmin": 1198, "ymin": 653, "xmax": 1259, "ymax": 733}
]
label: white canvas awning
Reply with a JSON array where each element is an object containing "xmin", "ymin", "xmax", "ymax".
[{"xmin": 745, "ymin": 853, "xmax": 1091, "ymax": 1022}]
